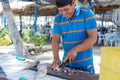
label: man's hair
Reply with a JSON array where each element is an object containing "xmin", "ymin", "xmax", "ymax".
[{"xmin": 55, "ymin": 0, "xmax": 72, "ymax": 8}]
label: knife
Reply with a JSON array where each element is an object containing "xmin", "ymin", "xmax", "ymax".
[{"xmin": 59, "ymin": 59, "xmax": 69, "ymax": 68}]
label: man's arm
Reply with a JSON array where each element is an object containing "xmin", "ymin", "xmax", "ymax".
[
  {"xmin": 75, "ymin": 29, "xmax": 97, "ymax": 51},
  {"xmin": 51, "ymin": 34, "xmax": 61, "ymax": 68},
  {"xmin": 64, "ymin": 29, "xmax": 97, "ymax": 62},
  {"xmin": 52, "ymin": 34, "xmax": 61, "ymax": 61}
]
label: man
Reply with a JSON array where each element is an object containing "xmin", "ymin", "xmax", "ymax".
[{"xmin": 51, "ymin": 0, "xmax": 97, "ymax": 74}]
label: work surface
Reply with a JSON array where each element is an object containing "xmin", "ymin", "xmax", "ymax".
[
  {"xmin": 0, "ymin": 54, "xmax": 99, "ymax": 80},
  {"xmin": 47, "ymin": 68, "xmax": 99, "ymax": 80},
  {"xmin": 0, "ymin": 54, "xmax": 65, "ymax": 80}
]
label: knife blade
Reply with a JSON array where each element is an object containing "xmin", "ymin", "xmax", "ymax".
[{"xmin": 59, "ymin": 59, "xmax": 69, "ymax": 68}]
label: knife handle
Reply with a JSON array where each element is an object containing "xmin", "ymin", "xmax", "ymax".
[{"xmin": 64, "ymin": 59, "xmax": 69, "ymax": 65}]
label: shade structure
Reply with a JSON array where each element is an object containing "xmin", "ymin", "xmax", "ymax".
[
  {"xmin": 0, "ymin": 3, "xmax": 57, "ymax": 16},
  {"xmin": 0, "ymin": 0, "xmax": 119, "ymax": 16}
]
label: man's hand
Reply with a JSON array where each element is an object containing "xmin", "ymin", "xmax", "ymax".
[
  {"xmin": 50, "ymin": 59, "xmax": 61, "ymax": 68},
  {"xmin": 64, "ymin": 49, "xmax": 77, "ymax": 62}
]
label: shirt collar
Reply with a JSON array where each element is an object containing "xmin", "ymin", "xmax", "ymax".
[{"xmin": 74, "ymin": 4, "xmax": 81, "ymax": 16}]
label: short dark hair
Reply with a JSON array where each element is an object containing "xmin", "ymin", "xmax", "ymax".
[{"xmin": 55, "ymin": 0, "xmax": 72, "ymax": 8}]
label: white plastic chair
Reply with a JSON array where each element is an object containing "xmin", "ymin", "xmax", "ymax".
[
  {"xmin": 104, "ymin": 33, "xmax": 112, "ymax": 46},
  {"xmin": 109, "ymin": 34, "xmax": 119, "ymax": 47},
  {"xmin": 97, "ymin": 32, "xmax": 105, "ymax": 45}
]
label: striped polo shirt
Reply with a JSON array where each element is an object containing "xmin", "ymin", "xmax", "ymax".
[{"xmin": 53, "ymin": 5, "xmax": 97, "ymax": 67}]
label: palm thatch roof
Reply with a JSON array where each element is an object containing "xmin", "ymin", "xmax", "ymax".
[
  {"xmin": 0, "ymin": 0, "xmax": 120, "ymax": 16},
  {"xmin": 93, "ymin": 5, "xmax": 120, "ymax": 14},
  {"xmin": 0, "ymin": 3, "xmax": 57, "ymax": 16},
  {"xmin": 92, "ymin": 0, "xmax": 120, "ymax": 14}
]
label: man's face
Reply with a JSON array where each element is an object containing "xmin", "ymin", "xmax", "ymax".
[{"xmin": 58, "ymin": 3, "xmax": 75, "ymax": 19}]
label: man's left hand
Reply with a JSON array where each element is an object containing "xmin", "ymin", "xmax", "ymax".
[{"xmin": 64, "ymin": 49, "xmax": 77, "ymax": 62}]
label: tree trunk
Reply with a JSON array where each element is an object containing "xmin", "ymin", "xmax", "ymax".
[{"xmin": 1, "ymin": 0, "xmax": 23, "ymax": 57}]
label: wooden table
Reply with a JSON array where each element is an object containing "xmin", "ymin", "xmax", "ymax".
[{"xmin": 30, "ymin": 64, "xmax": 99, "ymax": 80}]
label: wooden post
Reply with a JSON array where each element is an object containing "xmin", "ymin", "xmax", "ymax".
[{"xmin": 1, "ymin": 0, "xmax": 24, "ymax": 57}]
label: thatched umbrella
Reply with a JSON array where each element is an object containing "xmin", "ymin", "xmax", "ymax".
[
  {"xmin": 94, "ymin": 0, "xmax": 120, "ymax": 6},
  {"xmin": 93, "ymin": 5, "xmax": 120, "ymax": 14},
  {"xmin": 21, "ymin": 4, "xmax": 57, "ymax": 16},
  {"xmin": 0, "ymin": 3, "xmax": 57, "ymax": 16}
]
